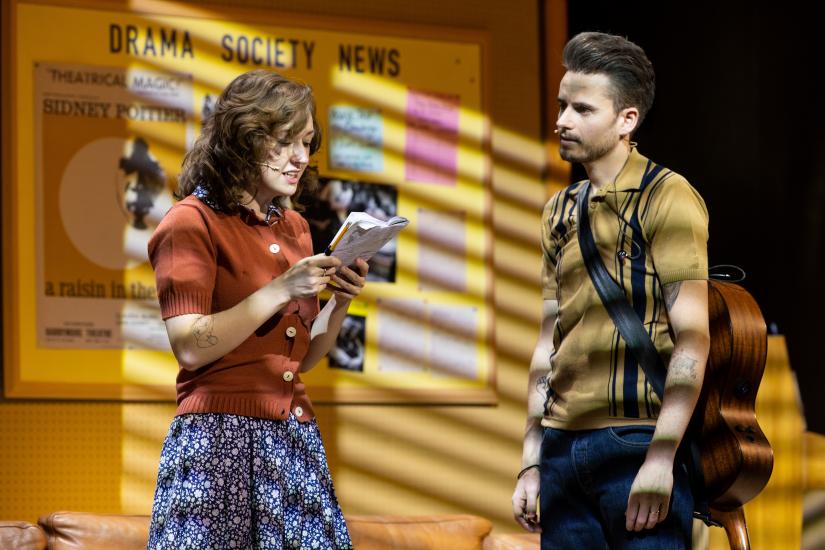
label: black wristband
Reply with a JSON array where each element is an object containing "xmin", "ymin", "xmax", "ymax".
[{"xmin": 517, "ymin": 464, "xmax": 539, "ymax": 479}]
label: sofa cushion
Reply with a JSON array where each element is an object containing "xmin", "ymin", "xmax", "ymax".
[
  {"xmin": 346, "ymin": 514, "xmax": 492, "ymax": 550},
  {"xmin": 38, "ymin": 512, "xmax": 150, "ymax": 550},
  {"xmin": 482, "ymin": 532, "xmax": 540, "ymax": 549},
  {"xmin": 0, "ymin": 521, "xmax": 47, "ymax": 550}
]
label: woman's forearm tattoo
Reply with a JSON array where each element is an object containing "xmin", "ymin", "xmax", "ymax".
[
  {"xmin": 536, "ymin": 375, "xmax": 549, "ymax": 396},
  {"xmin": 193, "ymin": 316, "xmax": 218, "ymax": 348}
]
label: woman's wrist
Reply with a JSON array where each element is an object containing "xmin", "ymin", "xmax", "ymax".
[
  {"xmin": 266, "ymin": 277, "xmax": 292, "ymax": 304},
  {"xmin": 329, "ymin": 293, "xmax": 352, "ymax": 310}
]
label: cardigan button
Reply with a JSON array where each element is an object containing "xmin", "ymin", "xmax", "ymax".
[
  {"xmin": 285, "ymin": 326, "xmax": 297, "ymax": 338},
  {"xmin": 269, "ymin": 243, "xmax": 281, "ymax": 254},
  {"xmin": 282, "ymin": 371, "xmax": 294, "ymax": 382}
]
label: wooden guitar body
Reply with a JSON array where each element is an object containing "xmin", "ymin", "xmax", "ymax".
[{"xmin": 694, "ymin": 280, "xmax": 775, "ymax": 549}]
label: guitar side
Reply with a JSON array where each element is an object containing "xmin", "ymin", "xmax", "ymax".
[{"xmin": 698, "ymin": 280, "xmax": 774, "ymax": 509}]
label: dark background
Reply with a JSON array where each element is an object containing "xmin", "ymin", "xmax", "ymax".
[{"xmin": 568, "ymin": 1, "xmax": 825, "ymax": 432}]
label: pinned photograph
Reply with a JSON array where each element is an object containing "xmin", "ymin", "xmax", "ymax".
[{"xmin": 328, "ymin": 314, "xmax": 366, "ymax": 373}]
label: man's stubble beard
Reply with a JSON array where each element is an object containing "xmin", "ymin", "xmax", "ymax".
[{"xmin": 559, "ymin": 134, "xmax": 617, "ymax": 164}]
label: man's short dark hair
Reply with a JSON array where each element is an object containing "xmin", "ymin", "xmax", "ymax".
[{"xmin": 562, "ymin": 32, "xmax": 656, "ymax": 129}]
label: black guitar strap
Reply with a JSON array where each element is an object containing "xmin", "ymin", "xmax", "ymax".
[
  {"xmin": 575, "ymin": 180, "xmax": 667, "ymax": 397},
  {"xmin": 575, "ymin": 176, "xmax": 714, "ymax": 524}
]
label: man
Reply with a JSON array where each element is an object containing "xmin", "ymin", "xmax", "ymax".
[{"xmin": 512, "ymin": 32, "xmax": 710, "ymax": 549}]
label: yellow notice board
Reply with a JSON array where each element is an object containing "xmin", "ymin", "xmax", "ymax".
[{"xmin": 2, "ymin": 0, "xmax": 492, "ymax": 403}]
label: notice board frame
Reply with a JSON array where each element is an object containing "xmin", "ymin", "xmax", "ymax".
[{"xmin": 2, "ymin": 0, "xmax": 495, "ymax": 404}]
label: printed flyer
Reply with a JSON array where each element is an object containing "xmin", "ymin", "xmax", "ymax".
[{"xmin": 34, "ymin": 62, "xmax": 192, "ymax": 350}]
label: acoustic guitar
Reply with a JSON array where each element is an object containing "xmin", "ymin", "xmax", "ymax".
[{"xmin": 694, "ymin": 280, "xmax": 774, "ymax": 549}]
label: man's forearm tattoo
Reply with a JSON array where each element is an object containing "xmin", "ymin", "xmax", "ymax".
[
  {"xmin": 664, "ymin": 281, "xmax": 682, "ymax": 311},
  {"xmin": 669, "ymin": 350, "xmax": 698, "ymax": 382},
  {"xmin": 193, "ymin": 316, "xmax": 218, "ymax": 348}
]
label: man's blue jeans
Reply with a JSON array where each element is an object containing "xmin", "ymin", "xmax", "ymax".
[{"xmin": 539, "ymin": 426, "xmax": 693, "ymax": 549}]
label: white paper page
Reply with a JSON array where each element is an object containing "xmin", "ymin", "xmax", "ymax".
[
  {"xmin": 428, "ymin": 304, "xmax": 478, "ymax": 379},
  {"xmin": 330, "ymin": 215, "xmax": 408, "ymax": 266},
  {"xmin": 376, "ymin": 298, "xmax": 428, "ymax": 373}
]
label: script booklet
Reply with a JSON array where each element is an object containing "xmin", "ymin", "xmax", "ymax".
[{"xmin": 325, "ymin": 211, "xmax": 409, "ymax": 266}]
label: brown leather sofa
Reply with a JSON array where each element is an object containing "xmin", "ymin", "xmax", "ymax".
[{"xmin": 0, "ymin": 511, "xmax": 539, "ymax": 549}]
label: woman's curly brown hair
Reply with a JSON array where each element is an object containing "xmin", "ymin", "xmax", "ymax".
[{"xmin": 177, "ymin": 70, "xmax": 322, "ymax": 212}]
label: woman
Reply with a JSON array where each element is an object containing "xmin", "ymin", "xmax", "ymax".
[{"xmin": 147, "ymin": 69, "xmax": 366, "ymax": 549}]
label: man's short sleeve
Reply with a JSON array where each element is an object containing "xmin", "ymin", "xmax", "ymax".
[
  {"xmin": 541, "ymin": 193, "xmax": 562, "ymax": 299},
  {"xmin": 148, "ymin": 203, "xmax": 217, "ymax": 319},
  {"xmin": 644, "ymin": 176, "xmax": 709, "ymax": 285}
]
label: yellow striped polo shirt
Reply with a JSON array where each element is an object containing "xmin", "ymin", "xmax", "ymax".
[{"xmin": 540, "ymin": 147, "xmax": 708, "ymax": 430}]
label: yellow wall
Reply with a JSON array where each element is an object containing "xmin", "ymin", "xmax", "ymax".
[{"xmin": 1, "ymin": 0, "xmax": 559, "ymax": 534}]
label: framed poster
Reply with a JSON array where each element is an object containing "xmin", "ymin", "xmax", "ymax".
[{"xmin": 2, "ymin": 0, "xmax": 493, "ymax": 403}]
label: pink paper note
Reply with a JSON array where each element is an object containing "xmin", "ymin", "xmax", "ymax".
[{"xmin": 405, "ymin": 89, "xmax": 460, "ymax": 185}]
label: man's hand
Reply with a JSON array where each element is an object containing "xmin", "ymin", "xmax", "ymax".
[
  {"xmin": 625, "ymin": 454, "xmax": 673, "ymax": 531},
  {"xmin": 512, "ymin": 467, "xmax": 541, "ymax": 532}
]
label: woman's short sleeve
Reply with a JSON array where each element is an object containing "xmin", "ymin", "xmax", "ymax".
[{"xmin": 148, "ymin": 203, "xmax": 217, "ymax": 319}]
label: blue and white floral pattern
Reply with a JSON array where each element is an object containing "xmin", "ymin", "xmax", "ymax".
[
  {"xmin": 192, "ymin": 185, "xmax": 221, "ymax": 211},
  {"xmin": 148, "ymin": 413, "xmax": 352, "ymax": 549}
]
